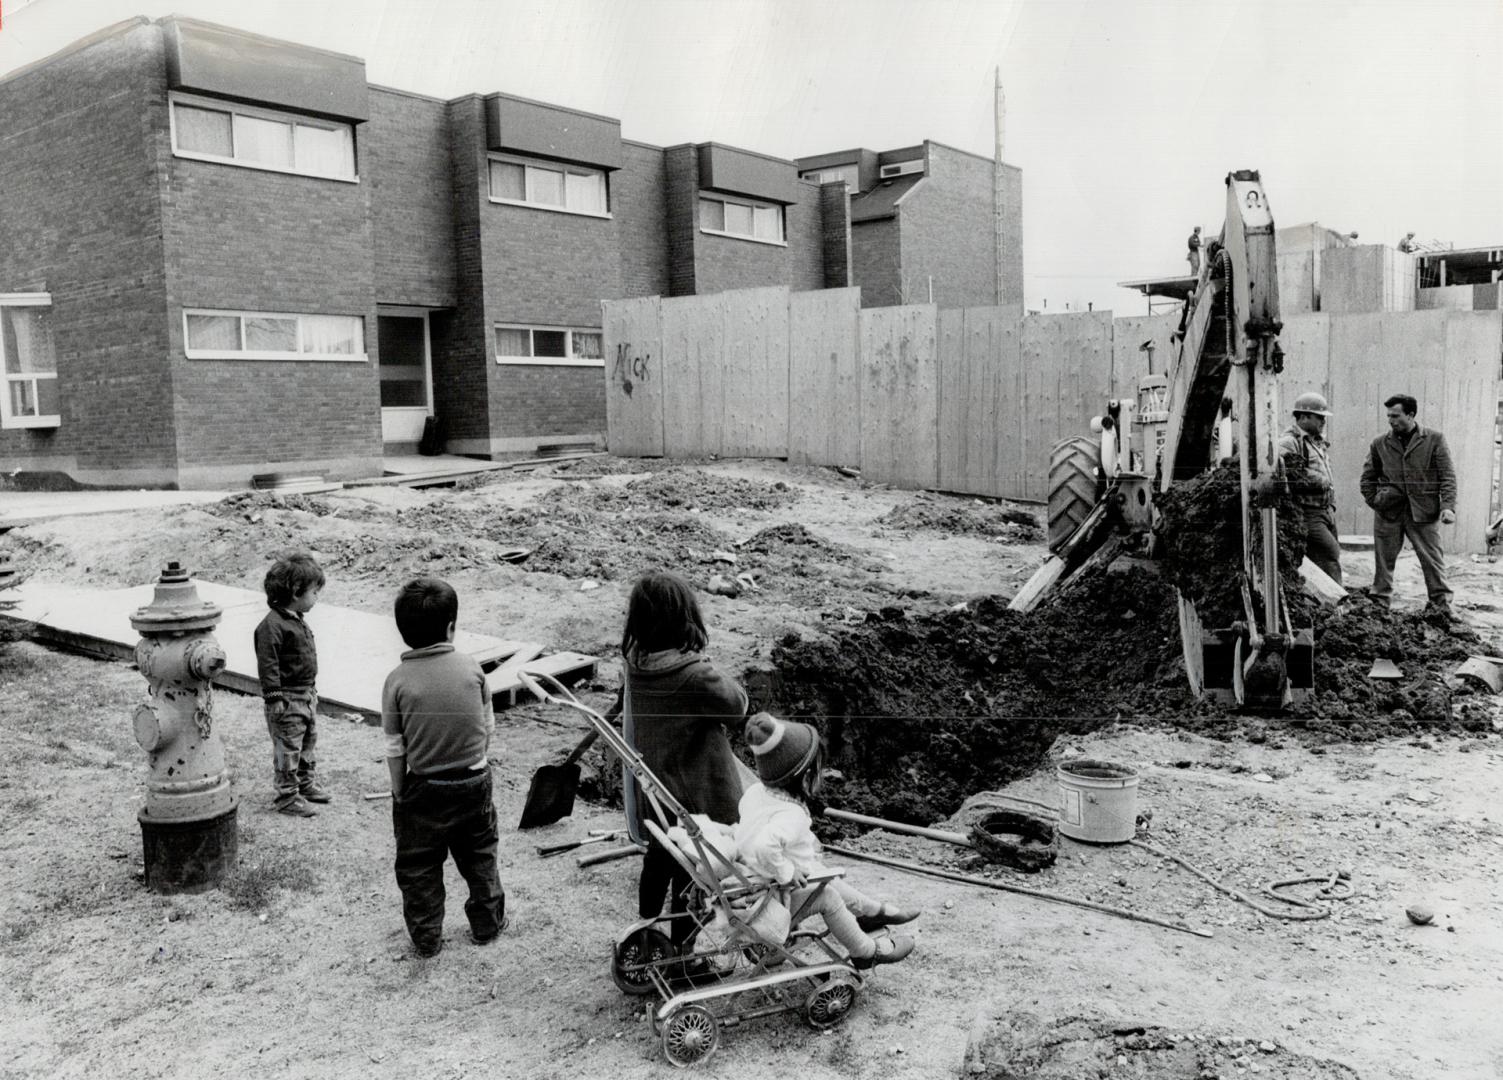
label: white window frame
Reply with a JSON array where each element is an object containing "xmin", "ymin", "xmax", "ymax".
[
  {"xmin": 699, "ymin": 193, "xmax": 786, "ymax": 246},
  {"xmin": 486, "ymin": 154, "xmax": 611, "ymax": 218},
  {"xmin": 183, "ymin": 308, "xmax": 368, "ymax": 362},
  {"xmin": 0, "ymin": 293, "xmax": 59, "ymax": 430},
  {"xmin": 169, "ymin": 92, "xmax": 359, "ymax": 183},
  {"xmin": 493, "ymin": 324, "xmax": 605, "ymax": 367}
]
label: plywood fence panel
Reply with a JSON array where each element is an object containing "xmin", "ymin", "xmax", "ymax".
[
  {"xmin": 937, "ymin": 305, "xmax": 1024, "ymax": 497},
  {"xmin": 660, "ymin": 292, "xmax": 728, "ymax": 457},
  {"xmin": 1110, "ymin": 312, "xmax": 1179, "ymax": 399},
  {"xmin": 1441, "ymin": 311, "xmax": 1503, "ymax": 552},
  {"xmin": 1278, "ymin": 250, "xmax": 1316, "ymax": 315},
  {"xmin": 718, "ymin": 286, "xmax": 790, "ymax": 458},
  {"xmin": 860, "ymin": 304, "xmax": 938, "ymax": 490},
  {"xmin": 788, "ymin": 287, "xmax": 861, "ymax": 467},
  {"xmin": 602, "ymin": 297, "xmax": 665, "ymax": 456}
]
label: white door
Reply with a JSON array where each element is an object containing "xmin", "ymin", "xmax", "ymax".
[{"xmin": 377, "ymin": 309, "xmax": 432, "ymax": 444}]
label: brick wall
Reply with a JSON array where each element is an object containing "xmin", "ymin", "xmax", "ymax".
[
  {"xmin": 664, "ymin": 145, "xmax": 699, "ymax": 297},
  {"xmin": 433, "ymin": 96, "xmax": 493, "ymax": 446},
  {"xmin": 693, "ymin": 189, "xmax": 824, "ymax": 295},
  {"xmin": 161, "ymin": 71, "xmax": 381, "ymax": 480},
  {"xmin": 0, "ymin": 21, "xmax": 179, "ymax": 486},
  {"xmin": 366, "ymin": 87, "xmax": 456, "ymax": 308},
  {"xmin": 491, "ymin": 365, "xmax": 606, "ymax": 440},
  {"xmin": 617, "ymin": 141, "xmax": 669, "ymax": 299},
  {"xmin": 851, "ymin": 217, "xmax": 902, "ymax": 307},
  {"xmin": 819, "ymin": 182, "xmax": 852, "ymax": 289},
  {"xmin": 896, "ymin": 143, "xmax": 1000, "ymax": 309},
  {"xmin": 786, "ymin": 182, "xmax": 825, "ymax": 291}
]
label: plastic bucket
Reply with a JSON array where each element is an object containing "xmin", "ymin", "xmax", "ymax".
[{"xmin": 1056, "ymin": 759, "xmax": 1139, "ymax": 844}]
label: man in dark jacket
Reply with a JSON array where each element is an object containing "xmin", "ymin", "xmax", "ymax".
[{"xmin": 1358, "ymin": 394, "xmax": 1458, "ymax": 610}]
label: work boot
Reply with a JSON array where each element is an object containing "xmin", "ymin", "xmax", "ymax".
[
  {"xmin": 413, "ymin": 938, "xmax": 443, "ymax": 959},
  {"xmin": 856, "ymin": 903, "xmax": 922, "ymax": 933},
  {"xmin": 276, "ymin": 795, "xmax": 318, "ymax": 818},
  {"xmin": 472, "ymin": 913, "xmax": 510, "ymax": 946},
  {"xmin": 850, "ymin": 934, "xmax": 915, "ymax": 970},
  {"xmin": 299, "ymin": 783, "xmax": 332, "ymax": 804}
]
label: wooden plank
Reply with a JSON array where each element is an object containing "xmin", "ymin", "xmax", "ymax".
[
  {"xmin": 859, "ymin": 305, "xmax": 938, "ymax": 490},
  {"xmin": 602, "ymin": 296, "xmax": 664, "ymax": 457},
  {"xmin": 0, "ymin": 580, "xmax": 530, "ymax": 719},
  {"xmin": 788, "ymin": 287, "xmax": 861, "ymax": 467},
  {"xmin": 491, "ymin": 651, "xmax": 600, "ymax": 707},
  {"xmin": 721, "ymin": 286, "xmax": 790, "ymax": 458},
  {"xmin": 661, "ymin": 292, "xmax": 727, "ymax": 458},
  {"xmin": 942, "ymin": 305, "xmax": 1024, "ymax": 498},
  {"xmin": 1020, "ymin": 313, "xmax": 1055, "ymax": 503},
  {"xmin": 483, "ymin": 642, "xmax": 546, "ymax": 698},
  {"xmin": 935, "ymin": 307, "xmax": 972, "ymax": 492},
  {"xmin": 984, "ymin": 306, "xmax": 1025, "ymax": 499},
  {"xmin": 1443, "ymin": 311, "xmax": 1503, "ymax": 553}
]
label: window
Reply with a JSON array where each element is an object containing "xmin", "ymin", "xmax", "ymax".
[
  {"xmin": 699, "ymin": 194, "xmax": 785, "ymax": 244},
  {"xmin": 170, "ymin": 95, "xmax": 357, "ymax": 181},
  {"xmin": 183, "ymin": 309, "xmax": 366, "ymax": 361},
  {"xmin": 798, "ymin": 164, "xmax": 859, "ymax": 190},
  {"xmin": 494, "ymin": 325, "xmax": 605, "ymax": 366},
  {"xmin": 0, "ymin": 295, "xmax": 59, "ymax": 429},
  {"xmin": 487, "ymin": 155, "xmax": 609, "ymax": 216}
]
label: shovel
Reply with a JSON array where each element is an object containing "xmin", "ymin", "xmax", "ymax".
[{"xmin": 518, "ymin": 697, "xmax": 621, "ymax": 830}]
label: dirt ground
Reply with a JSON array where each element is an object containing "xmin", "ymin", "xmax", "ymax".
[{"xmin": 2, "ymin": 457, "xmax": 1501, "ymax": 1079}]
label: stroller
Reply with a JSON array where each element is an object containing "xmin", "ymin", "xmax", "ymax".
[{"xmin": 518, "ymin": 671, "xmax": 869, "ymax": 1068}]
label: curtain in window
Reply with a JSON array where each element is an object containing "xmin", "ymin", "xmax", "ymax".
[
  {"xmin": 495, "ymin": 328, "xmax": 531, "ymax": 357},
  {"xmin": 572, "ymin": 331, "xmax": 604, "ymax": 360},
  {"xmin": 529, "ymin": 166, "xmax": 565, "ymax": 207},
  {"xmin": 233, "ymin": 114, "xmax": 294, "ymax": 169},
  {"xmin": 565, "ymin": 171, "xmax": 606, "ymax": 214},
  {"xmin": 294, "ymin": 124, "xmax": 354, "ymax": 179},
  {"xmin": 490, "ymin": 161, "xmax": 525, "ymax": 201},
  {"xmin": 174, "ymin": 104, "xmax": 233, "ymax": 156},
  {"xmin": 186, "ymin": 314, "xmax": 241, "ymax": 352},
  {"xmin": 301, "ymin": 315, "xmax": 360, "ymax": 355},
  {"xmin": 1, "ymin": 308, "xmax": 56, "ymax": 375}
]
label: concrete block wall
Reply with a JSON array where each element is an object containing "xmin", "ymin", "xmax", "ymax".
[
  {"xmin": 365, "ymin": 87, "xmax": 457, "ymax": 308},
  {"xmin": 161, "ymin": 58, "xmax": 382, "ymax": 485},
  {"xmin": 0, "ymin": 20, "xmax": 179, "ymax": 486}
]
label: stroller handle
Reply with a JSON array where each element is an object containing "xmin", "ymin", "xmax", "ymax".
[{"xmin": 515, "ymin": 670, "xmax": 692, "ymax": 832}]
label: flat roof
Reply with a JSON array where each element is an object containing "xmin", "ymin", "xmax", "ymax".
[{"xmin": 1117, "ymin": 274, "xmax": 1197, "ymax": 301}]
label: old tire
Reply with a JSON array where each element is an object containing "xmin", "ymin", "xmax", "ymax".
[{"xmin": 1047, "ymin": 435, "xmax": 1102, "ymax": 553}]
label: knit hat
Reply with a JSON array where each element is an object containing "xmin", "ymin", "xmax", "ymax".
[{"xmin": 745, "ymin": 712, "xmax": 820, "ymax": 788}]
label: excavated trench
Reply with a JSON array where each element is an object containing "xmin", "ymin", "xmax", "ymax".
[{"xmin": 752, "ymin": 464, "xmax": 1499, "ymax": 826}]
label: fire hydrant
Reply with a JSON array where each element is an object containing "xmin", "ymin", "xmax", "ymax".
[{"xmin": 130, "ymin": 561, "xmax": 238, "ymax": 893}]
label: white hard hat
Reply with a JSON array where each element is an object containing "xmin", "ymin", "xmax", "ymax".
[{"xmin": 1292, "ymin": 392, "xmax": 1332, "ymax": 417}]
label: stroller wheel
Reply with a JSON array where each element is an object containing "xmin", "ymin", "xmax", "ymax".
[
  {"xmin": 612, "ymin": 927, "xmax": 673, "ymax": 996},
  {"xmin": 661, "ymin": 1004, "xmax": 719, "ymax": 1068},
  {"xmin": 804, "ymin": 972, "xmax": 860, "ymax": 1030}
]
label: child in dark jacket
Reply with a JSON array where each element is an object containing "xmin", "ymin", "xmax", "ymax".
[
  {"xmin": 254, "ymin": 552, "xmax": 327, "ymax": 817},
  {"xmin": 382, "ymin": 577, "xmax": 506, "ymax": 959},
  {"xmin": 621, "ymin": 570, "xmax": 749, "ymax": 948}
]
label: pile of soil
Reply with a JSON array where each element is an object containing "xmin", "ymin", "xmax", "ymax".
[
  {"xmin": 876, "ymin": 495, "xmax": 1041, "ymax": 542},
  {"xmin": 755, "ymin": 463, "xmax": 1500, "ymax": 826},
  {"xmin": 550, "ymin": 469, "xmax": 800, "ymax": 513}
]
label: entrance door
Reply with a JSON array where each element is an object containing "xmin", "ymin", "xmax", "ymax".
[{"xmin": 377, "ymin": 309, "xmax": 432, "ymax": 446}]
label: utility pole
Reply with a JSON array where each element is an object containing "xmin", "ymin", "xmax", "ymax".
[{"xmin": 994, "ymin": 67, "xmax": 1006, "ymax": 305}]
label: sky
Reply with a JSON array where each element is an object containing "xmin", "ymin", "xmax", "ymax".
[{"xmin": 3, "ymin": 0, "xmax": 1500, "ymax": 314}]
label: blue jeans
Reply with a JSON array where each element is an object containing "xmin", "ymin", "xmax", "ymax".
[{"xmin": 265, "ymin": 689, "xmax": 318, "ymax": 804}]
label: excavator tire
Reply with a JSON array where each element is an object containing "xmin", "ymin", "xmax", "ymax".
[{"xmin": 1047, "ymin": 436, "xmax": 1103, "ymax": 554}]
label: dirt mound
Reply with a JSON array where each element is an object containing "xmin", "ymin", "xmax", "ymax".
[
  {"xmin": 548, "ymin": 455, "xmax": 685, "ymax": 478},
  {"xmin": 972, "ymin": 1014, "xmax": 1360, "ymax": 1080},
  {"xmin": 204, "ymin": 491, "xmax": 340, "ymax": 519},
  {"xmin": 551, "ymin": 468, "xmax": 800, "ymax": 513},
  {"xmin": 754, "ymin": 561, "xmax": 1498, "ymax": 825},
  {"xmin": 739, "ymin": 522, "xmax": 853, "ymax": 561},
  {"xmin": 523, "ymin": 511, "xmax": 734, "ymax": 581},
  {"xmin": 876, "ymin": 495, "xmax": 1040, "ymax": 541}
]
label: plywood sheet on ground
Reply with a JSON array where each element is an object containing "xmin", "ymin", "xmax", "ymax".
[
  {"xmin": 788, "ymin": 288, "xmax": 861, "ymax": 467},
  {"xmin": 720, "ymin": 286, "xmax": 790, "ymax": 457},
  {"xmin": 860, "ymin": 305, "xmax": 937, "ymax": 490},
  {"xmin": 602, "ymin": 296, "xmax": 665, "ymax": 456},
  {"xmin": 0, "ymin": 580, "xmax": 550, "ymax": 717}
]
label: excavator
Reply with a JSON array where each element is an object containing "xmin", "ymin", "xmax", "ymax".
[{"xmin": 1010, "ymin": 170, "xmax": 1314, "ymax": 710}]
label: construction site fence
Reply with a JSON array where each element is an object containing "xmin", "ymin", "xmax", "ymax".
[{"xmin": 602, "ymin": 287, "xmax": 1503, "ymax": 554}]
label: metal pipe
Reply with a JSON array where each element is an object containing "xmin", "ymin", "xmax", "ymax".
[
  {"xmin": 823, "ymin": 808, "xmax": 972, "ymax": 848},
  {"xmin": 823, "ymin": 844, "xmax": 1213, "ymax": 939}
]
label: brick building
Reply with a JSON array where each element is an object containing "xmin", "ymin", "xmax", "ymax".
[{"xmin": 0, "ymin": 16, "xmax": 1023, "ymax": 488}]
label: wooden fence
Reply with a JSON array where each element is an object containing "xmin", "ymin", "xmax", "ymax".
[{"xmin": 603, "ymin": 288, "xmax": 1503, "ymax": 552}]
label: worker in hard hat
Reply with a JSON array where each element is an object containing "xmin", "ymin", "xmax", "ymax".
[{"xmin": 1278, "ymin": 392, "xmax": 1342, "ymax": 584}]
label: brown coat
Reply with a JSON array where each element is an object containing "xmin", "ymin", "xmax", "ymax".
[{"xmin": 1359, "ymin": 426, "xmax": 1457, "ymax": 524}]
